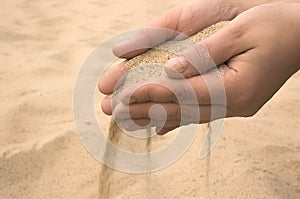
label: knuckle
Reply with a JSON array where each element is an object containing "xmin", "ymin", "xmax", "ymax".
[
  {"xmin": 223, "ymin": 26, "xmax": 245, "ymax": 53},
  {"xmin": 226, "ymin": 25, "xmax": 245, "ymax": 41}
]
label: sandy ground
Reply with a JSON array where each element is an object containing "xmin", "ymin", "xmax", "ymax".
[{"xmin": 0, "ymin": 0, "xmax": 299, "ymax": 198}]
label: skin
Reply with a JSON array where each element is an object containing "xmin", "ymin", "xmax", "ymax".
[{"xmin": 99, "ymin": 0, "xmax": 300, "ymax": 135}]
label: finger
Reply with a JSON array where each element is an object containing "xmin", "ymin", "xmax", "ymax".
[
  {"xmin": 98, "ymin": 61, "xmax": 128, "ymax": 95},
  {"xmin": 121, "ymin": 80, "xmax": 178, "ymax": 104},
  {"xmin": 156, "ymin": 126, "xmax": 178, "ymax": 135},
  {"xmin": 200, "ymin": 19, "xmax": 254, "ymax": 66},
  {"xmin": 164, "ymin": 44, "xmax": 217, "ymax": 78},
  {"xmin": 101, "ymin": 96, "xmax": 115, "ymax": 116},
  {"xmin": 121, "ymin": 74, "xmax": 227, "ymax": 106},
  {"xmin": 165, "ymin": 19, "xmax": 255, "ymax": 78},
  {"xmin": 121, "ymin": 78, "xmax": 205, "ymax": 105},
  {"xmin": 121, "ymin": 119, "xmax": 180, "ymax": 132},
  {"xmin": 114, "ymin": 102, "xmax": 172, "ymax": 120},
  {"xmin": 122, "ymin": 119, "xmax": 151, "ymax": 131},
  {"xmin": 121, "ymin": 118, "xmax": 178, "ymax": 135},
  {"xmin": 113, "ymin": 102, "xmax": 226, "ymax": 124},
  {"xmin": 113, "ymin": 1, "xmax": 235, "ymax": 59},
  {"xmin": 113, "ymin": 28, "xmax": 177, "ymax": 59},
  {"xmin": 112, "ymin": 3, "xmax": 195, "ymax": 58},
  {"xmin": 112, "ymin": 6, "xmax": 182, "ymax": 59}
]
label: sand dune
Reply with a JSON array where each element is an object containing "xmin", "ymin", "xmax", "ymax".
[{"xmin": 0, "ymin": 0, "xmax": 299, "ymax": 198}]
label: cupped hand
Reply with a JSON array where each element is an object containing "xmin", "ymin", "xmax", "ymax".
[
  {"xmin": 99, "ymin": 1, "xmax": 300, "ymax": 135},
  {"xmin": 99, "ymin": 0, "xmax": 246, "ymax": 114}
]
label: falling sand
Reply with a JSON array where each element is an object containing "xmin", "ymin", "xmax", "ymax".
[
  {"xmin": 98, "ymin": 22, "xmax": 229, "ymax": 199},
  {"xmin": 98, "ymin": 120, "xmax": 121, "ymax": 198}
]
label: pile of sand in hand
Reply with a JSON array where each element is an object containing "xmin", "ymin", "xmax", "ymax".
[{"xmin": 98, "ymin": 21, "xmax": 228, "ymax": 199}]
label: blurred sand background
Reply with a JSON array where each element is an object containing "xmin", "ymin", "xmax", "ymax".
[{"xmin": 0, "ymin": 0, "xmax": 299, "ymax": 198}]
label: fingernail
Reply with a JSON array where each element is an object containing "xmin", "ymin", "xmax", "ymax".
[
  {"xmin": 114, "ymin": 40, "xmax": 130, "ymax": 49},
  {"xmin": 113, "ymin": 40, "xmax": 131, "ymax": 57},
  {"xmin": 165, "ymin": 56, "xmax": 188, "ymax": 73}
]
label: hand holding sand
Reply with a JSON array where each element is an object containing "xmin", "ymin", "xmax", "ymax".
[
  {"xmin": 99, "ymin": 1, "xmax": 300, "ymax": 134},
  {"xmin": 99, "ymin": 0, "xmax": 244, "ymax": 116},
  {"xmin": 99, "ymin": 0, "xmax": 241, "ymax": 98}
]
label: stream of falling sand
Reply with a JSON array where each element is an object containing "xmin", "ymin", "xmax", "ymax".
[
  {"xmin": 98, "ymin": 119, "xmax": 152, "ymax": 199},
  {"xmin": 205, "ymin": 123, "xmax": 212, "ymax": 196},
  {"xmin": 98, "ymin": 119, "xmax": 121, "ymax": 199}
]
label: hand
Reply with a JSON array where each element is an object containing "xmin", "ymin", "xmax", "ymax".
[
  {"xmin": 99, "ymin": 0, "xmax": 240, "ymax": 99},
  {"xmin": 99, "ymin": 0, "xmax": 263, "ymax": 114},
  {"xmin": 99, "ymin": 1, "xmax": 300, "ymax": 134}
]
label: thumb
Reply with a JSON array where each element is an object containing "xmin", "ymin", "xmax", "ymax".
[
  {"xmin": 164, "ymin": 21, "xmax": 252, "ymax": 78},
  {"xmin": 164, "ymin": 44, "xmax": 216, "ymax": 78}
]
